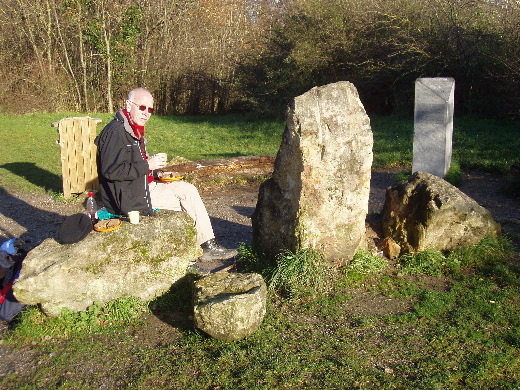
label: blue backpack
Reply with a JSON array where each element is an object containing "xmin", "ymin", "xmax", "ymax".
[{"xmin": 0, "ymin": 239, "xmax": 26, "ymax": 322}]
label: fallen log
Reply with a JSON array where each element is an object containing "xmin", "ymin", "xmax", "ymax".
[{"xmin": 163, "ymin": 155, "xmax": 275, "ymax": 178}]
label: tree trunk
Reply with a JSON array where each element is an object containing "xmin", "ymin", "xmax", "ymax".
[{"xmin": 101, "ymin": 13, "xmax": 114, "ymax": 113}]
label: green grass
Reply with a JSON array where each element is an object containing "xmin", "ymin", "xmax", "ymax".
[
  {"xmin": 452, "ymin": 117, "xmax": 520, "ymax": 174},
  {"xmin": 370, "ymin": 115, "xmax": 519, "ymax": 173},
  {"xmin": 1, "ymin": 113, "xmax": 517, "ymax": 195},
  {"xmin": 371, "ymin": 116, "xmax": 414, "ymax": 168},
  {"xmin": 396, "ymin": 235, "xmax": 514, "ymax": 278},
  {"xmin": 149, "ymin": 114, "xmax": 283, "ymax": 160},
  {"xmin": 2, "ymin": 239, "xmax": 519, "ymax": 389},
  {"xmin": 0, "ymin": 113, "xmax": 519, "ymax": 388},
  {"xmin": 0, "ymin": 112, "xmax": 283, "ymax": 194},
  {"xmin": 12, "ymin": 296, "xmax": 149, "ymax": 342},
  {"xmin": 390, "ymin": 159, "xmax": 462, "ymax": 188}
]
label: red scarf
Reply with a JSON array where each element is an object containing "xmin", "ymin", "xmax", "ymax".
[{"xmin": 122, "ymin": 109, "xmax": 154, "ymax": 183}]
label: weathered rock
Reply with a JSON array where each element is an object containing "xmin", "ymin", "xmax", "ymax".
[
  {"xmin": 380, "ymin": 237, "xmax": 401, "ymax": 260},
  {"xmin": 252, "ymin": 81, "xmax": 373, "ymax": 263},
  {"xmin": 382, "ymin": 171, "xmax": 501, "ymax": 255},
  {"xmin": 13, "ymin": 211, "xmax": 200, "ymax": 316},
  {"xmin": 193, "ymin": 272, "xmax": 266, "ymax": 341}
]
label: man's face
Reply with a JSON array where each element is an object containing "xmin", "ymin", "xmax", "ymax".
[{"xmin": 126, "ymin": 91, "xmax": 154, "ymax": 127}]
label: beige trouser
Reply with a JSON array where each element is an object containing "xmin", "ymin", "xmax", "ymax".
[{"xmin": 149, "ymin": 181, "xmax": 214, "ymax": 245}]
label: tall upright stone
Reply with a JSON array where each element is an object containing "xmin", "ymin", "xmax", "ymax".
[
  {"xmin": 252, "ymin": 81, "xmax": 373, "ymax": 264},
  {"xmin": 412, "ymin": 77, "xmax": 455, "ymax": 178}
]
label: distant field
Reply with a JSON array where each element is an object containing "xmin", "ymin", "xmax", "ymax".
[
  {"xmin": 0, "ymin": 113, "xmax": 283, "ymax": 194},
  {"xmin": 0, "ymin": 113, "xmax": 517, "ymax": 194}
]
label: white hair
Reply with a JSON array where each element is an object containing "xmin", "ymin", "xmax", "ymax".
[{"xmin": 127, "ymin": 87, "xmax": 152, "ymax": 101}]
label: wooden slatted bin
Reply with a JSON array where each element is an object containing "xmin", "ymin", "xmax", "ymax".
[{"xmin": 52, "ymin": 117, "xmax": 102, "ymax": 199}]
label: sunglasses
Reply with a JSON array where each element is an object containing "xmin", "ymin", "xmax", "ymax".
[{"xmin": 128, "ymin": 100, "xmax": 154, "ymax": 114}]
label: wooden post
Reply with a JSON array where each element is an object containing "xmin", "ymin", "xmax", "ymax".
[{"xmin": 51, "ymin": 117, "xmax": 102, "ymax": 198}]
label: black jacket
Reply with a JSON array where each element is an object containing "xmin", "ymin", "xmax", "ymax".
[{"xmin": 94, "ymin": 110, "xmax": 153, "ymax": 215}]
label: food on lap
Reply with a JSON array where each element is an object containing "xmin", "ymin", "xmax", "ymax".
[{"xmin": 157, "ymin": 171, "xmax": 184, "ymax": 182}]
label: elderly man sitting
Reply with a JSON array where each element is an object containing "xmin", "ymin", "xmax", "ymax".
[{"xmin": 94, "ymin": 87, "xmax": 236, "ymax": 261}]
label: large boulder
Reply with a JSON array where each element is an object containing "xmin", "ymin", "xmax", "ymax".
[
  {"xmin": 193, "ymin": 272, "xmax": 267, "ymax": 341},
  {"xmin": 382, "ymin": 171, "xmax": 501, "ymax": 255},
  {"xmin": 252, "ymin": 81, "xmax": 373, "ymax": 263},
  {"xmin": 13, "ymin": 211, "xmax": 200, "ymax": 316}
]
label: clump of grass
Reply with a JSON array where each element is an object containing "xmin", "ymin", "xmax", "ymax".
[
  {"xmin": 8, "ymin": 296, "xmax": 148, "ymax": 342},
  {"xmin": 344, "ymin": 249, "xmax": 388, "ymax": 277},
  {"xmin": 398, "ymin": 235, "xmax": 515, "ymax": 278},
  {"xmin": 268, "ymin": 248, "xmax": 330, "ymax": 298},
  {"xmin": 399, "ymin": 249, "xmax": 456, "ymax": 277},
  {"xmin": 448, "ymin": 234, "xmax": 514, "ymax": 270}
]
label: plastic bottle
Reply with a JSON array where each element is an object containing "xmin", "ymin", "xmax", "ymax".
[{"xmin": 86, "ymin": 191, "xmax": 98, "ymax": 220}]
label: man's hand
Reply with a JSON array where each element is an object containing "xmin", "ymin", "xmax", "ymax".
[{"xmin": 148, "ymin": 153, "xmax": 167, "ymax": 170}]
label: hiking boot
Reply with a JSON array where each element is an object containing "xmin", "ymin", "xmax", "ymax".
[{"xmin": 199, "ymin": 239, "xmax": 237, "ymax": 261}]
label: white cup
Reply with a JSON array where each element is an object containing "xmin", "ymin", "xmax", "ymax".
[{"xmin": 128, "ymin": 211, "xmax": 140, "ymax": 224}]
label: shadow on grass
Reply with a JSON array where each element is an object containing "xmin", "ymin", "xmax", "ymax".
[{"xmin": 0, "ymin": 162, "xmax": 62, "ymax": 193}]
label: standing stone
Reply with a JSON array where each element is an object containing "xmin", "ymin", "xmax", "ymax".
[
  {"xmin": 412, "ymin": 77, "xmax": 455, "ymax": 178},
  {"xmin": 252, "ymin": 81, "xmax": 373, "ymax": 264}
]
